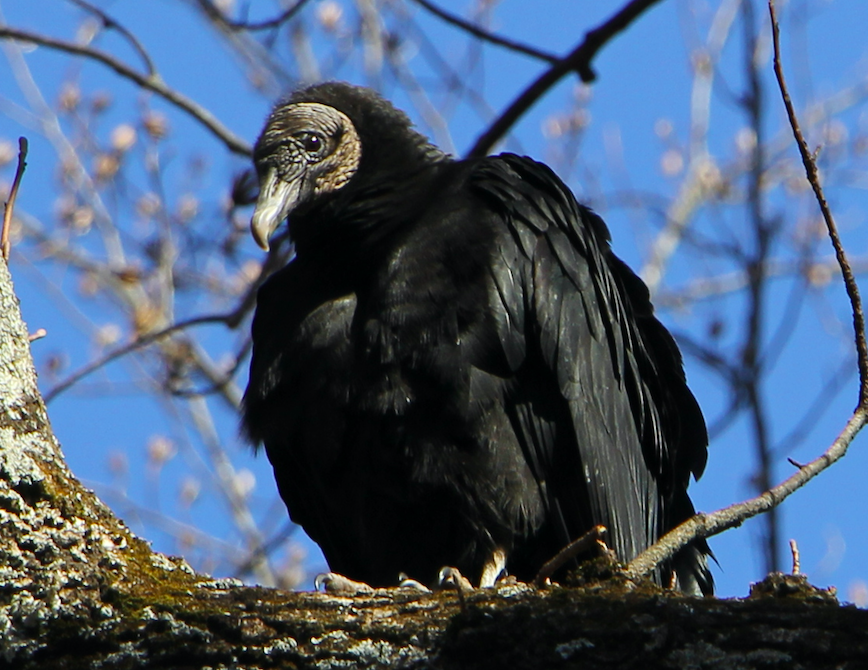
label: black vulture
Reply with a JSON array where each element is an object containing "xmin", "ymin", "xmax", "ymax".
[{"xmin": 242, "ymin": 82, "xmax": 712, "ymax": 594}]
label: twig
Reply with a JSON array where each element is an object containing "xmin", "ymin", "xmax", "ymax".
[
  {"xmin": 1, "ymin": 137, "xmax": 27, "ymax": 261},
  {"xmin": 185, "ymin": 394, "xmax": 276, "ymax": 586},
  {"xmin": 789, "ymin": 539, "xmax": 800, "ymax": 575},
  {"xmin": 232, "ymin": 521, "xmax": 298, "ymax": 581},
  {"xmin": 40, "ymin": 227, "xmax": 289, "ymax": 403},
  {"xmin": 196, "ymin": 0, "xmax": 311, "ymax": 31},
  {"xmin": 741, "ymin": 0, "xmax": 778, "ymax": 574},
  {"xmin": 468, "ymin": 0, "xmax": 665, "ymax": 157},
  {"xmin": 66, "ymin": 0, "xmax": 156, "ymax": 76},
  {"xmin": 624, "ymin": 1, "xmax": 868, "ymax": 585},
  {"xmin": 653, "ymin": 256, "xmax": 868, "ymax": 307},
  {"xmin": 533, "ymin": 525, "xmax": 608, "ymax": 586},
  {"xmin": 0, "ymin": 27, "xmax": 251, "ymax": 157},
  {"xmin": 625, "ymin": 407, "xmax": 868, "ymax": 583},
  {"xmin": 769, "ymin": 0, "xmax": 868, "ymax": 405},
  {"xmin": 771, "ymin": 358, "xmax": 857, "ymax": 458},
  {"xmin": 44, "ymin": 313, "xmax": 234, "ymax": 403},
  {"xmin": 28, "ymin": 328, "xmax": 47, "ymax": 342},
  {"xmin": 170, "ymin": 337, "xmax": 252, "ymax": 400},
  {"xmin": 411, "ymin": 0, "xmax": 558, "ymax": 64}
]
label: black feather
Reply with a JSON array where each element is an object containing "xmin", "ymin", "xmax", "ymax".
[{"xmin": 243, "ymin": 82, "xmax": 712, "ymax": 593}]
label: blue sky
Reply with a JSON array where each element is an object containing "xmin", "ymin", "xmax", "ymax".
[{"xmin": 1, "ymin": 0, "xmax": 867, "ymax": 599}]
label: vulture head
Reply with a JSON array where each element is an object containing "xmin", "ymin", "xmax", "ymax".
[{"xmin": 250, "ymin": 82, "xmax": 445, "ymax": 250}]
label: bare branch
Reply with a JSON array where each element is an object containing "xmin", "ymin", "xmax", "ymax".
[
  {"xmin": 44, "ymin": 313, "xmax": 235, "ymax": 403},
  {"xmin": 36, "ymin": 222, "xmax": 290, "ymax": 403},
  {"xmin": 232, "ymin": 520, "xmax": 298, "ymax": 583},
  {"xmin": 411, "ymin": 0, "xmax": 558, "ymax": 64},
  {"xmin": 740, "ymin": 0, "xmax": 779, "ymax": 574},
  {"xmin": 468, "ymin": 0, "xmax": 665, "ymax": 157},
  {"xmin": 185, "ymin": 394, "xmax": 276, "ymax": 586},
  {"xmin": 625, "ymin": 406, "xmax": 868, "ymax": 583},
  {"xmin": 533, "ymin": 525, "xmax": 608, "ymax": 587},
  {"xmin": 0, "ymin": 26, "xmax": 251, "ymax": 156},
  {"xmin": 654, "ymin": 256, "xmax": 868, "ymax": 307},
  {"xmin": 171, "ymin": 338, "xmax": 252, "ymax": 401},
  {"xmin": 624, "ymin": 0, "xmax": 868, "ymax": 585},
  {"xmin": 1, "ymin": 136, "xmax": 27, "ymax": 261},
  {"xmin": 194, "ymin": 0, "xmax": 311, "ymax": 32},
  {"xmin": 769, "ymin": 0, "xmax": 868, "ymax": 405},
  {"xmin": 66, "ymin": 0, "xmax": 157, "ymax": 76}
]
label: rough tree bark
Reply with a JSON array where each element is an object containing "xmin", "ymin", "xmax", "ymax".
[{"xmin": 2, "ymin": 252, "xmax": 868, "ymax": 668}]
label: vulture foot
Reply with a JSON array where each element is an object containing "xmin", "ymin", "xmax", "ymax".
[
  {"xmin": 314, "ymin": 572, "xmax": 374, "ymax": 595},
  {"xmin": 438, "ymin": 547, "xmax": 508, "ymax": 592},
  {"xmin": 398, "ymin": 573, "xmax": 432, "ymax": 592},
  {"xmin": 438, "ymin": 566, "xmax": 475, "ymax": 593}
]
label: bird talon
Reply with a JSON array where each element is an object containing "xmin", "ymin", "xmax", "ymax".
[
  {"xmin": 438, "ymin": 566, "xmax": 474, "ymax": 593},
  {"xmin": 397, "ymin": 573, "xmax": 431, "ymax": 592},
  {"xmin": 314, "ymin": 572, "xmax": 374, "ymax": 595}
]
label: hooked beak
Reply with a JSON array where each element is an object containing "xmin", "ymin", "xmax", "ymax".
[{"xmin": 250, "ymin": 168, "xmax": 303, "ymax": 251}]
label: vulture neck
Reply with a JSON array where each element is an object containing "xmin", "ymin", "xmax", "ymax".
[{"xmin": 289, "ymin": 152, "xmax": 453, "ymax": 275}]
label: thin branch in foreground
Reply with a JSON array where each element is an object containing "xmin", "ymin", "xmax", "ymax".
[
  {"xmin": 625, "ymin": 407, "xmax": 868, "ymax": 584},
  {"xmin": 468, "ymin": 0, "xmax": 665, "ymax": 157},
  {"xmin": 768, "ymin": 0, "xmax": 868, "ymax": 405},
  {"xmin": 232, "ymin": 520, "xmax": 298, "ymax": 582},
  {"xmin": 0, "ymin": 27, "xmax": 251, "ymax": 157},
  {"xmin": 624, "ymin": 1, "xmax": 868, "ymax": 585},
  {"xmin": 1, "ymin": 137, "xmax": 27, "ymax": 261}
]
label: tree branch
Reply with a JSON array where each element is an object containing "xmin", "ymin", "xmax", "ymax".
[
  {"xmin": 768, "ymin": 0, "xmax": 868, "ymax": 406},
  {"xmin": 467, "ymin": 0, "xmax": 665, "ymax": 157},
  {"xmin": 193, "ymin": 0, "xmax": 312, "ymax": 32},
  {"xmin": 411, "ymin": 0, "xmax": 558, "ymax": 64},
  {"xmin": 0, "ymin": 26, "xmax": 251, "ymax": 156},
  {"xmin": 740, "ymin": 0, "xmax": 779, "ymax": 575},
  {"xmin": 43, "ymin": 313, "xmax": 235, "ymax": 403},
  {"xmin": 1, "ymin": 137, "xmax": 26, "ymax": 261},
  {"xmin": 625, "ymin": 407, "xmax": 868, "ymax": 582},
  {"xmin": 66, "ymin": 0, "xmax": 157, "ymax": 76},
  {"xmin": 625, "ymin": 0, "xmax": 868, "ymax": 584}
]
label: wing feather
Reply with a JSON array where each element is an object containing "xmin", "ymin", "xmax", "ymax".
[{"xmin": 472, "ymin": 154, "xmax": 709, "ymax": 588}]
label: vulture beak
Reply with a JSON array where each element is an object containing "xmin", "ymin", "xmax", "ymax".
[{"xmin": 250, "ymin": 167, "xmax": 303, "ymax": 251}]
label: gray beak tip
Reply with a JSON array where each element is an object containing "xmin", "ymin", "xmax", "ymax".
[
  {"xmin": 251, "ymin": 197, "xmax": 283, "ymax": 252},
  {"xmin": 251, "ymin": 223, "xmax": 271, "ymax": 251},
  {"xmin": 250, "ymin": 168, "xmax": 300, "ymax": 252}
]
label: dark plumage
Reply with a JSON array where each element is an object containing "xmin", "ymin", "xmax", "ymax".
[{"xmin": 243, "ymin": 82, "xmax": 712, "ymax": 593}]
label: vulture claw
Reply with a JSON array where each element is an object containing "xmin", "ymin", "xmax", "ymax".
[
  {"xmin": 398, "ymin": 573, "xmax": 432, "ymax": 592},
  {"xmin": 314, "ymin": 572, "xmax": 374, "ymax": 595},
  {"xmin": 438, "ymin": 566, "xmax": 474, "ymax": 593}
]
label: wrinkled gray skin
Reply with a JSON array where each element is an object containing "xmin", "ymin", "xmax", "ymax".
[{"xmin": 251, "ymin": 102, "xmax": 360, "ymax": 250}]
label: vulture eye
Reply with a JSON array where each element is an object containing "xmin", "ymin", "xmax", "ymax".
[{"xmin": 294, "ymin": 132, "xmax": 326, "ymax": 156}]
